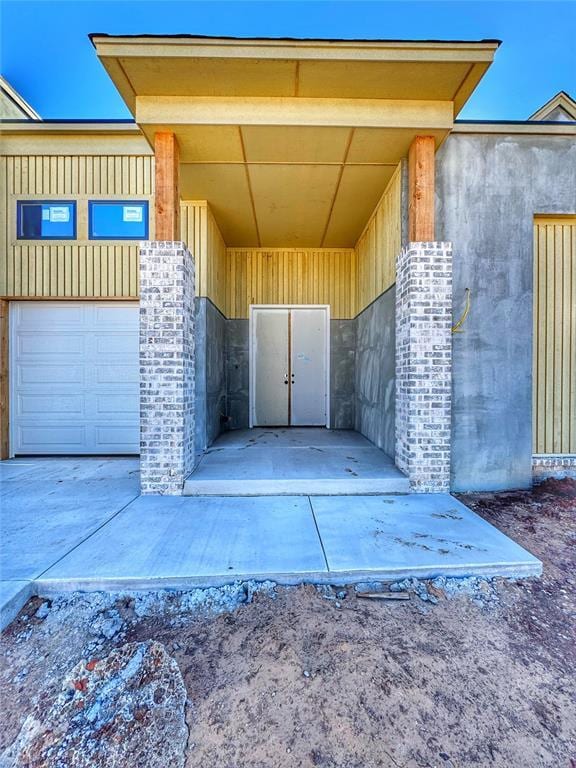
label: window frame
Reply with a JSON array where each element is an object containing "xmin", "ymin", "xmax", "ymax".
[
  {"xmin": 16, "ymin": 200, "xmax": 77, "ymax": 241},
  {"xmin": 88, "ymin": 200, "xmax": 150, "ymax": 241}
]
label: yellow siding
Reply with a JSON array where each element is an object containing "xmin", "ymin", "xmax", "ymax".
[
  {"xmin": 533, "ymin": 216, "xmax": 576, "ymax": 454},
  {"xmin": 225, "ymin": 248, "xmax": 357, "ymax": 319},
  {"xmin": 180, "ymin": 201, "xmax": 227, "ymax": 315},
  {"xmin": 355, "ymin": 163, "xmax": 402, "ymax": 313},
  {"xmin": 0, "ymin": 155, "xmax": 154, "ymax": 298}
]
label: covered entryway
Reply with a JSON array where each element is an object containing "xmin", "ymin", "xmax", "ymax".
[
  {"xmin": 10, "ymin": 301, "xmax": 139, "ymax": 455},
  {"xmin": 89, "ymin": 34, "xmax": 499, "ymax": 494},
  {"xmin": 251, "ymin": 305, "xmax": 329, "ymax": 427}
]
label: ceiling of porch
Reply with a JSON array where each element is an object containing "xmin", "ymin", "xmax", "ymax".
[{"xmin": 91, "ymin": 35, "xmax": 499, "ymax": 247}]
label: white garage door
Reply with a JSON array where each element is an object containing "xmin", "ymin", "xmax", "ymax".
[{"xmin": 10, "ymin": 302, "xmax": 139, "ymax": 455}]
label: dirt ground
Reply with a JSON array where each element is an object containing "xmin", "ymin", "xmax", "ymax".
[{"xmin": 1, "ymin": 478, "xmax": 575, "ymax": 768}]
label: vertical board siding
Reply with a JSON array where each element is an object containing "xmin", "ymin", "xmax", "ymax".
[
  {"xmin": 0, "ymin": 155, "xmax": 153, "ymax": 298},
  {"xmin": 533, "ymin": 216, "xmax": 576, "ymax": 454},
  {"xmin": 224, "ymin": 248, "xmax": 357, "ymax": 319},
  {"xmin": 355, "ymin": 163, "xmax": 402, "ymax": 313},
  {"xmin": 180, "ymin": 201, "xmax": 227, "ymax": 316}
]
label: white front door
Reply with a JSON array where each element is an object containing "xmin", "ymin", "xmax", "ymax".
[
  {"xmin": 251, "ymin": 306, "xmax": 329, "ymax": 427},
  {"xmin": 10, "ymin": 301, "xmax": 139, "ymax": 455}
]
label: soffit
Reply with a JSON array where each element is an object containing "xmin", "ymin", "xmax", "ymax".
[
  {"xmin": 173, "ymin": 124, "xmax": 446, "ymax": 247},
  {"xmin": 92, "ymin": 36, "xmax": 498, "ymax": 246}
]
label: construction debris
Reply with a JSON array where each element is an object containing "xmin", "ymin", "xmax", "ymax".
[{"xmin": 356, "ymin": 592, "xmax": 410, "ymax": 601}]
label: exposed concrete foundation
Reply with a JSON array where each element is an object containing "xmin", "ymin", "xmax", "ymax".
[
  {"xmin": 396, "ymin": 242, "xmax": 453, "ymax": 492},
  {"xmin": 533, "ymin": 455, "xmax": 576, "ymax": 483},
  {"xmin": 195, "ymin": 298, "xmax": 226, "ymax": 454},
  {"xmin": 139, "ymin": 242, "xmax": 195, "ymax": 495},
  {"xmin": 330, "ymin": 320, "xmax": 356, "ymax": 429},
  {"xmin": 224, "ymin": 319, "xmax": 250, "ymax": 430}
]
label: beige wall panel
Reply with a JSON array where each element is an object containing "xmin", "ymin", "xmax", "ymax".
[
  {"xmin": 225, "ymin": 247, "xmax": 356, "ymax": 319},
  {"xmin": 355, "ymin": 163, "xmax": 402, "ymax": 313},
  {"xmin": 533, "ymin": 216, "xmax": 576, "ymax": 454},
  {"xmin": 0, "ymin": 154, "xmax": 154, "ymax": 299},
  {"xmin": 180, "ymin": 201, "xmax": 227, "ymax": 315}
]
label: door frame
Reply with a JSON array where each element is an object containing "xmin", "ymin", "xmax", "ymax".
[{"xmin": 249, "ymin": 304, "xmax": 330, "ymax": 429}]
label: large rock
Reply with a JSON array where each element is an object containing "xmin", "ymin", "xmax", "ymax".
[{"xmin": 1, "ymin": 641, "xmax": 188, "ymax": 768}]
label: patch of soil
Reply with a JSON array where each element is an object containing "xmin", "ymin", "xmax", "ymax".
[{"xmin": 1, "ymin": 479, "xmax": 575, "ymax": 768}]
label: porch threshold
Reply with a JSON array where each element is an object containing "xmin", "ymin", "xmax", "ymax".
[{"xmin": 184, "ymin": 428, "xmax": 410, "ymax": 496}]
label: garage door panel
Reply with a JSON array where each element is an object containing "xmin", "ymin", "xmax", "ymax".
[
  {"xmin": 15, "ymin": 304, "xmax": 85, "ymax": 328},
  {"xmin": 94, "ymin": 305, "xmax": 139, "ymax": 328},
  {"xmin": 95, "ymin": 394, "xmax": 139, "ymax": 416},
  {"xmin": 11, "ymin": 302, "xmax": 140, "ymax": 455},
  {"xmin": 95, "ymin": 425, "xmax": 140, "ymax": 448},
  {"xmin": 94, "ymin": 364, "xmax": 139, "ymax": 386},
  {"xmin": 17, "ymin": 364, "xmax": 84, "ymax": 386},
  {"xmin": 95, "ymin": 333, "xmax": 137, "ymax": 356},
  {"xmin": 18, "ymin": 334, "xmax": 86, "ymax": 357},
  {"xmin": 16, "ymin": 425, "xmax": 87, "ymax": 451},
  {"xmin": 16, "ymin": 393, "xmax": 84, "ymax": 417}
]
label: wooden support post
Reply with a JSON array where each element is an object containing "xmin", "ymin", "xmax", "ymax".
[
  {"xmin": 154, "ymin": 132, "xmax": 180, "ymax": 241},
  {"xmin": 408, "ymin": 135, "xmax": 436, "ymax": 242},
  {"xmin": 0, "ymin": 300, "xmax": 9, "ymax": 460}
]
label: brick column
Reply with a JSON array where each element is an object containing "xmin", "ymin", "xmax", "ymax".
[
  {"xmin": 396, "ymin": 242, "xmax": 452, "ymax": 492},
  {"xmin": 139, "ymin": 241, "xmax": 195, "ymax": 495}
]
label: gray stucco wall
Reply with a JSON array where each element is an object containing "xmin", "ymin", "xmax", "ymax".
[
  {"xmin": 195, "ymin": 298, "xmax": 226, "ymax": 452},
  {"xmin": 354, "ymin": 287, "xmax": 396, "ymax": 457},
  {"xmin": 330, "ymin": 320, "xmax": 356, "ymax": 429},
  {"xmin": 436, "ymin": 132, "xmax": 576, "ymax": 492},
  {"xmin": 225, "ymin": 319, "xmax": 250, "ymax": 430}
]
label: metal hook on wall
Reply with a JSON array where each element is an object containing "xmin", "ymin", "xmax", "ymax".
[{"xmin": 452, "ymin": 288, "xmax": 471, "ymax": 334}]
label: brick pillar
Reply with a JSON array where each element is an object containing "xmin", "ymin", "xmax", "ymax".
[
  {"xmin": 139, "ymin": 241, "xmax": 195, "ymax": 495},
  {"xmin": 396, "ymin": 242, "xmax": 452, "ymax": 492}
]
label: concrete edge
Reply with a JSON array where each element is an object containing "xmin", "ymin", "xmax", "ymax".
[
  {"xmin": 34, "ymin": 559, "xmax": 542, "ymax": 596},
  {"xmin": 183, "ymin": 479, "xmax": 411, "ymax": 496},
  {"xmin": 0, "ymin": 581, "xmax": 36, "ymax": 632}
]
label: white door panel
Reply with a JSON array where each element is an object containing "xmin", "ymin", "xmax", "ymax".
[
  {"xmin": 291, "ymin": 309, "xmax": 327, "ymax": 426},
  {"xmin": 253, "ymin": 309, "xmax": 290, "ymax": 426},
  {"xmin": 11, "ymin": 302, "xmax": 139, "ymax": 455},
  {"xmin": 251, "ymin": 306, "xmax": 329, "ymax": 428}
]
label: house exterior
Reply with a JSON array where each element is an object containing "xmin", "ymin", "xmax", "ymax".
[{"xmin": 0, "ymin": 36, "xmax": 574, "ymax": 496}]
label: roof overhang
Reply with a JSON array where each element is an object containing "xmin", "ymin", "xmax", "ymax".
[
  {"xmin": 0, "ymin": 76, "xmax": 41, "ymax": 120},
  {"xmin": 90, "ymin": 35, "xmax": 499, "ymax": 246},
  {"xmin": 0, "ymin": 120, "xmax": 151, "ymax": 155},
  {"xmin": 528, "ymin": 91, "xmax": 576, "ymax": 122}
]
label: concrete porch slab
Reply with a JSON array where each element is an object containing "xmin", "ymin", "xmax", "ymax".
[
  {"xmin": 311, "ymin": 495, "xmax": 542, "ymax": 579},
  {"xmin": 1, "ymin": 459, "xmax": 541, "ymax": 623},
  {"xmin": 37, "ymin": 496, "xmax": 328, "ymax": 591},
  {"xmin": 184, "ymin": 428, "xmax": 410, "ymax": 495}
]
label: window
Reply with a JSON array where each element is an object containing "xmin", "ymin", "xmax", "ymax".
[
  {"xmin": 17, "ymin": 201, "xmax": 76, "ymax": 240},
  {"xmin": 89, "ymin": 201, "xmax": 149, "ymax": 240}
]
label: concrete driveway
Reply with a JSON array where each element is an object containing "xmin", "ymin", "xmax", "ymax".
[{"xmin": 0, "ymin": 457, "xmax": 541, "ymax": 629}]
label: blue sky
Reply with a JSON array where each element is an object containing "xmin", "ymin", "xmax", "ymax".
[{"xmin": 1, "ymin": 1, "xmax": 575, "ymax": 120}]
